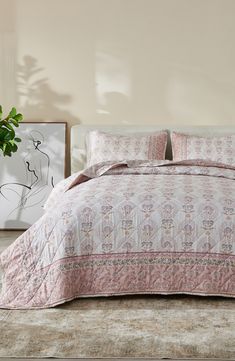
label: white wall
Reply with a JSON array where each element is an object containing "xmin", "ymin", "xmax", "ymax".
[{"xmin": 1, "ymin": 0, "xmax": 235, "ymax": 129}]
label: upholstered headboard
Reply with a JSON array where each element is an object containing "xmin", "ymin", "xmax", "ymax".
[{"xmin": 70, "ymin": 124, "xmax": 235, "ymax": 174}]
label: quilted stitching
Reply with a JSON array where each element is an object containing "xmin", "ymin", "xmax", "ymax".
[{"xmin": 0, "ymin": 160, "xmax": 235, "ymax": 309}]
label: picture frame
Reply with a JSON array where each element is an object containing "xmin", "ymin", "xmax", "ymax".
[{"xmin": 0, "ymin": 121, "xmax": 67, "ymax": 230}]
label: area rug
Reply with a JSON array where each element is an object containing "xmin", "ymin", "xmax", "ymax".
[{"xmin": 0, "ymin": 291, "xmax": 235, "ymax": 359}]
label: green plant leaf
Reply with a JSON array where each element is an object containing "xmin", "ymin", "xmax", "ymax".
[
  {"xmin": 10, "ymin": 118, "xmax": 19, "ymax": 127},
  {"xmin": 2, "ymin": 143, "xmax": 7, "ymax": 153},
  {"xmin": 0, "ymin": 128, "xmax": 7, "ymax": 136},
  {"xmin": 0, "ymin": 128, "xmax": 9, "ymax": 141},
  {"xmin": 4, "ymin": 143, "xmax": 12, "ymax": 156},
  {"xmin": 3, "ymin": 121, "xmax": 14, "ymax": 132},
  {"xmin": 14, "ymin": 113, "xmax": 23, "ymax": 122},
  {"xmin": 9, "ymin": 107, "xmax": 17, "ymax": 118},
  {"xmin": 4, "ymin": 130, "xmax": 15, "ymax": 141},
  {"xmin": 0, "ymin": 106, "xmax": 23, "ymax": 157},
  {"xmin": 11, "ymin": 143, "xmax": 18, "ymax": 152}
]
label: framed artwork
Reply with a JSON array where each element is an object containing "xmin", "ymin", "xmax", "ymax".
[{"xmin": 0, "ymin": 122, "xmax": 67, "ymax": 230}]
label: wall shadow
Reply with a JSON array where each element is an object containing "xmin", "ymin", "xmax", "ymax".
[
  {"xmin": 0, "ymin": 55, "xmax": 80, "ymax": 229},
  {"xmin": 17, "ymin": 55, "xmax": 80, "ymax": 175}
]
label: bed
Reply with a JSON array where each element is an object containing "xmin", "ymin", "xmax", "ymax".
[{"xmin": 0, "ymin": 125, "xmax": 234, "ymax": 309}]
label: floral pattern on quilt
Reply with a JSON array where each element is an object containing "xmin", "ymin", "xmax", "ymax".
[{"xmin": 0, "ymin": 160, "xmax": 235, "ymax": 309}]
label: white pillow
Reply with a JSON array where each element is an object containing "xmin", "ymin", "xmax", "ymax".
[
  {"xmin": 172, "ymin": 131, "xmax": 235, "ymax": 165},
  {"xmin": 86, "ymin": 130, "xmax": 168, "ymax": 166}
]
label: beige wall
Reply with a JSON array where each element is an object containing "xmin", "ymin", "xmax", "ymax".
[{"xmin": 1, "ymin": 0, "xmax": 235, "ymax": 130}]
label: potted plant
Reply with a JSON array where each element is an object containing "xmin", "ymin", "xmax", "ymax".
[{"xmin": 0, "ymin": 105, "xmax": 23, "ymax": 156}]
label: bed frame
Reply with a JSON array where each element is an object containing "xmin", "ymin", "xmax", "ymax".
[{"xmin": 70, "ymin": 124, "xmax": 235, "ymax": 174}]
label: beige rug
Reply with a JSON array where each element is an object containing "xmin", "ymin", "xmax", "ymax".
[{"xmin": 0, "ymin": 293, "xmax": 235, "ymax": 358}]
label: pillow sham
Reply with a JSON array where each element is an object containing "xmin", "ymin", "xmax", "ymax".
[
  {"xmin": 86, "ymin": 130, "xmax": 168, "ymax": 166},
  {"xmin": 171, "ymin": 132, "xmax": 235, "ymax": 165}
]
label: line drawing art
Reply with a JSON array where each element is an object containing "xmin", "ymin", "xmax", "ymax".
[{"xmin": 0, "ymin": 123, "xmax": 66, "ymax": 229}]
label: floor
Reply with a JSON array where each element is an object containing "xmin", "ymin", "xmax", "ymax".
[
  {"xmin": 0, "ymin": 231, "xmax": 234, "ymax": 361},
  {"xmin": 0, "ymin": 230, "xmax": 23, "ymax": 251},
  {"xmin": 0, "ymin": 358, "xmax": 221, "ymax": 361}
]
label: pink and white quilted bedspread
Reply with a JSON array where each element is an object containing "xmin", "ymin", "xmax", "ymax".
[{"xmin": 0, "ymin": 160, "xmax": 235, "ymax": 309}]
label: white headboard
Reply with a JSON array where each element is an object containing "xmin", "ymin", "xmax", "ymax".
[{"xmin": 71, "ymin": 124, "xmax": 235, "ymax": 174}]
